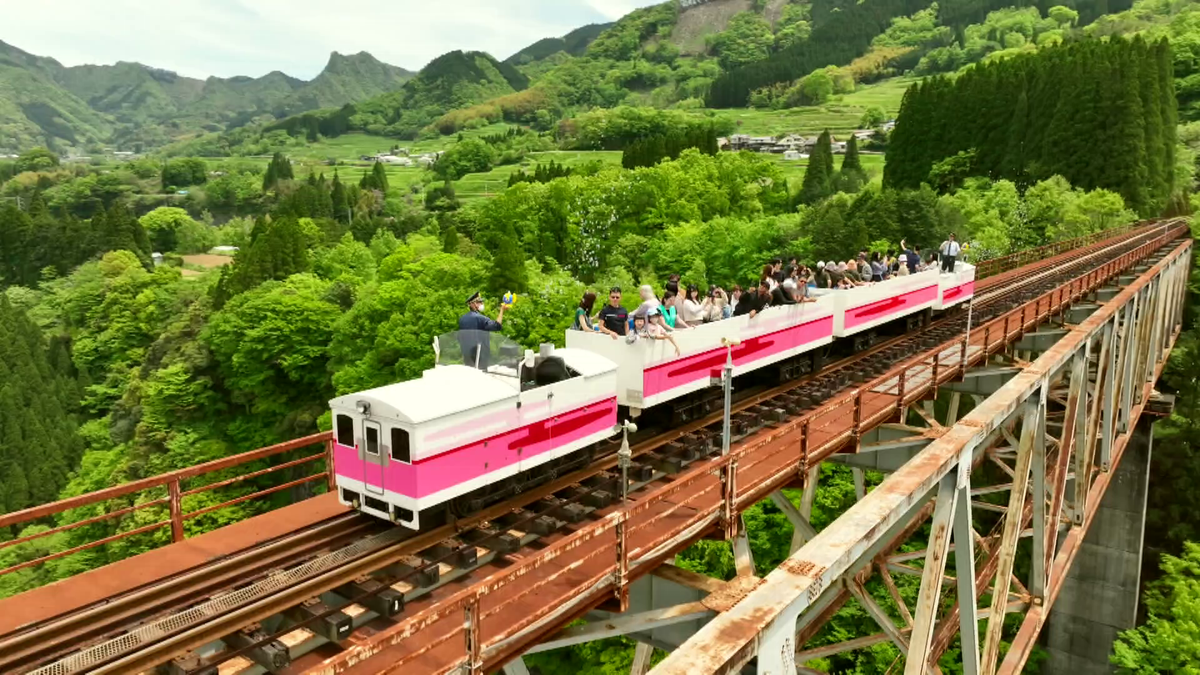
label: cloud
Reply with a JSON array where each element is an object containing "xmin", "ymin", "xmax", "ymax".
[
  {"xmin": 0, "ymin": 0, "xmax": 657, "ymax": 79},
  {"xmin": 582, "ymin": 0, "xmax": 662, "ymax": 20}
]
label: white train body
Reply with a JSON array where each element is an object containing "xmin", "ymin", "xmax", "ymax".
[{"xmin": 332, "ymin": 264, "xmax": 975, "ymax": 529}]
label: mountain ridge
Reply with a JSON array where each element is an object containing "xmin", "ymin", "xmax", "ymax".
[{"xmin": 0, "ymin": 39, "xmax": 415, "ymax": 152}]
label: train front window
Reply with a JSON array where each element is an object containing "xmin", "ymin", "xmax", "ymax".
[
  {"xmin": 336, "ymin": 414, "xmax": 354, "ymax": 446},
  {"xmin": 391, "ymin": 428, "xmax": 411, "ymax": 464},
  {"xmin": 365, "ymin": 425, "xmax": 380, "ymax": 455}
]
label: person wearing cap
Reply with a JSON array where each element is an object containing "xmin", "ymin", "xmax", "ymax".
[
  {"xmin": 458, "ymin": 291, "xmax": 505, "ymax": 369},
  {"xmin": 632, "ymin": 284, "xmax": 673, "ymax": 333},
  {"xmin": 940, "ymin": 233, "xmax": 961, "ymax": 273}
]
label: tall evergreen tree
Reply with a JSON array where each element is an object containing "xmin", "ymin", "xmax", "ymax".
[
  {"xmin": 799, "ymin": 131, "xmax": 834, "ymax": 205},
  {"xmin": 841, "ymin": 136, "xmax": 865, "ymax": 178},
  {"xmin": 884, "ymin": 38, "xmax": 1174, "ymax": 215},
  {"xmin": 0, "ymin": 296, "xmax": 82, "ymax": 514},
  {"xmin": 330, "ymin": 171, "xmax": 349, "ymax": 223}
]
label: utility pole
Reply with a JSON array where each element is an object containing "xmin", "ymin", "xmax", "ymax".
[{"xmin": 616, "ymin": 420, "xmax": 637, "ymax": 503}]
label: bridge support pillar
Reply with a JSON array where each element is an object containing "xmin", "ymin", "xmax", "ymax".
[{"xmin": 1042, "ymin": 416, "xmax": 1154, "ymax": 675}]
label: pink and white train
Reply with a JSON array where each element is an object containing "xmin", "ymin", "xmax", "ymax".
[{"xmin": 330, "ymin": 264, "xmax": 975, "ymax": 529}]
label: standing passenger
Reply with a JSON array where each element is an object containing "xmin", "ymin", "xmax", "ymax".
[
  {"xmin": 940, "ymin": 233, "xmax": 961, "ymax": 273},
  {"xmin": 458, "ymin": 291, "xmax": 505, "ymax": 369}
]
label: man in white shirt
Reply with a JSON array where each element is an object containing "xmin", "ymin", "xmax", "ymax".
[{"xmin": 940, "ymin": 233, "xmax": 962, "ymax": 273}]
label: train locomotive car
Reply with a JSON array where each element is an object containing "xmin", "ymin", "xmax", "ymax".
[
  {"xmin": 333, "ymin": 264, "xmax": 975, "ymax": 529},
  {"xmin": 330, "ymin": 334, "xmax": 618, "ymax": 529}
]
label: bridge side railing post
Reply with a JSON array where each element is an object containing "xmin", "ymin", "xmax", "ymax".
[{"xmin": 168, "ymin": 479, "xmax": 184, "ymax": 543}]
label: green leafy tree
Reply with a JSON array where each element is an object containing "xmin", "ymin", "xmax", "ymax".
[
  {"xmin": 1112, "ymin": 542, "xmax": 1200, "ymax": 672},
  {"xmin": 161, "ymin": 158, "xmax": 208, "ymax": 190},
  {"xmin": 14, "ymin": 147, "xmax": 59, "ymax": 174},
  {"xmin": 432, "ymin": 139, "xmax": 497, "ymax": 181},
  {"xmin": 711, "ymin": 12, "xmax": 774, "ymax": 70}
]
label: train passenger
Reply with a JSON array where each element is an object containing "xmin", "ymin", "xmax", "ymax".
[
  {"xmin": 940, "ymin": 233, "xmax": 961, "ymax": 273},
  {"xmin": 761, "ymin": 264, "xmax": 779, "ymax": 291},
  {"xmin": 630, "ymin": 314, "xmax": 681, "ymax": 356},
  {"xmin": 870, "ymin": 252, "xmax": 887, "ymax": 282},
  {"xmin": 573, "ymin": 291, "xmax": 600, "ymax": 332},
  {"xmin": 771, "ymin": 259, "xmax": 785, "ymax": 283},
  {"xmin": 663, "ymin": 280, "xmax": 692, "ymax": 329},
  {"xmin": 842, "ymin": 261, "xmax": 862, "ymax": 286},
  {"xmin": 632, "ymin": 284, "xmax": 673, "ymax": 333},
  {"xmin": 594, "ymin": 287, "xmax": 628, "ymax": 337},
  {"xmin": 901, "ymin": 239, "xmax": 920, "ymax": 274},
  {"xmin": 458, "ymin": 291, "xmax": 505, "ymax": 369},
  {"xmin": 728, "ymin": 285, "xmax": 743, "ymax": 316},
  {"xmin": 682, "ymin": 285, "xmax": 706, "ymax": 325},
  {"xmin": 896, "ymin": 261, "xmax": 910, "ymax": 276},
  {"xmin": 734, "ymin": 280, "xmax": 771, "ymax": 318},
  {"xmin": 662, "ymin": 288, "xmax": 690, "ymax": 329},
  {"xmin": 701, "ymin": 286, "xmax": 729, "ymax": 322},
  {"xmin": 830, "ymin": 263, "xmax": 853, "ymax": 289},
  {"xmin": 814, "ymin": 262, "xmax": 832, "ymax": 289},
  {"xmin": 770, "ymin": 278, "xmax": 796, "ymax": 306}
]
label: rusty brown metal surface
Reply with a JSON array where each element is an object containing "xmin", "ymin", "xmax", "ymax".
[
  {"xmin": 649, "ymin": 233, "xmax": 1190, "ymax": 675},
  {"xmin": 0, "ymin": 492, "xmax": 348, "ymax": 638}
]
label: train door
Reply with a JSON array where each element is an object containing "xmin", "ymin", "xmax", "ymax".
[{"xmin": 362, "ymin": 419, "xmax": 385, "ymax": 496}]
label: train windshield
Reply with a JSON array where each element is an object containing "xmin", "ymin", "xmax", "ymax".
[{"xmin": 434, "ymin": 330, "xmax": 525, "ymax": 377}]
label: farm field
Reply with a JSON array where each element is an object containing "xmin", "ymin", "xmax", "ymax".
[{"xmin": 721, "ymin": 77, "xmax": 916, "ymax": 138}]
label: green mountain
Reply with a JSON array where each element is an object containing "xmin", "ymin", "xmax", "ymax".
[
  {"xmin": 266, "ymin": 49, "xmax": 529, "ymax": 140},
  {"xmin": 505, "ymin": 23, "xmax": 613, "ymax": 65},
  {"xmin": 0, "ymin": 40, "xmax": 414, "ymax": 152}
]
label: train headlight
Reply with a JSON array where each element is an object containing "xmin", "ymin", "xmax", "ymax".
[{"xmin": 355, "ymin": 400, "xmax": 371, "ymax": 416}]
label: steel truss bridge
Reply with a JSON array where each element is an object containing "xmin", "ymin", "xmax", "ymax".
[{"xmin": 0, "ymin": 222, "xmax": 1190, "ymax": 675}]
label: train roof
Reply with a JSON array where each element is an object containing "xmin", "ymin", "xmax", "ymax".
[
  {"xmin": 329, "ymin": 348, "xmax": 617, "ymax": 425},
  {"xmin": 330, "ymin": 364, "xmax": 519, "ymax": 425}
]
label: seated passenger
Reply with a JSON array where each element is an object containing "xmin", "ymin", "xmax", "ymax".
[
  {"xmin": 869, "ymin": 252, "xmax": 887, "ymax": 282},
  {"xmin": 664, "ymin": 281, "xmax": 692, "ymax": 329},
  {"xmin": 633, "ymin": 284, "xmax": 673, "ymax": 332},
  {"xmin": 701, "ymin": 286, "xmax": 728, "ymax": 322},
  {"xmin": 845, "ymin": 261, "xmax": 867, "ymax": 286},
  {"xmin": 681, "ymin": 285, "xmax": 705, "ymax": 325},
  {"xmin": 728, "ymin": 285, "xmax": 743, "ymax": 317},
  {"xmin": 734, "ymin": 280, "xmax": 771, "ymax": 318},
  {"xmin": 761, "ymin": 264, "xmax": 779, "ymax": 291},
  {"xmin": 629, "ymin": 314, "xmax": 681, "ymax": 356},
  {"xmin": 770, "ymin": 279, "xmax": 796, "ymax": 306},
  {"xmin": 595, "ymin": 287, "xmax": 628, "ymax": 337},
  {"xmin": 573, "ymin": 291, "xmax": 599, "ymax": 332},
  {"xmin": 896, "ymin": 262, "xmax": 910, "ymax": 276}
]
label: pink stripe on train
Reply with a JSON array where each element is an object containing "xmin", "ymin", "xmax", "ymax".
[
  {"xmin": 642, "ymin": 316, "xmax": 834, "ymax": 398},
  {"xmin": 334, "ymin": 397, "xmax": 618, "ymax": 499},
  {"xmin": 843, "ymin": 284, "xmax": 938, "ymax": 331},
  {"xmin": 942, "ymin": 281, "xmax": 975, "ymax": 305}
]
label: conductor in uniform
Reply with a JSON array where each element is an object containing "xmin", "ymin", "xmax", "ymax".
[{"xmin": 458, "ymin": 291, "xmax": 505, "ymax": 369}]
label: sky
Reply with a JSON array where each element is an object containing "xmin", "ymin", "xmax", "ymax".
[{"xmin": 3, "ymin": 0, "xmax": 663, "ymax": 80}]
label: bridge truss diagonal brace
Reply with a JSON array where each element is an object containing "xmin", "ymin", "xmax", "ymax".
[{"xmin": 647, "ymin": 238, "xmax": 1192, "ymax": 675}]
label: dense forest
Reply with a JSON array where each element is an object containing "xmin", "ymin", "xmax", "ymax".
[
  {"xmin": 885, "ymin": 36, "xmax": 1178, "ymax": 216},
  {"xmin": 4, "ymin": 0, "xmax": 1200, "ymax": 671}
]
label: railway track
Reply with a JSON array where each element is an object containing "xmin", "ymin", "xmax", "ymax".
[{"xmin": 9, "ymin": 221, "xmax": 1183, "ymax": 675}]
